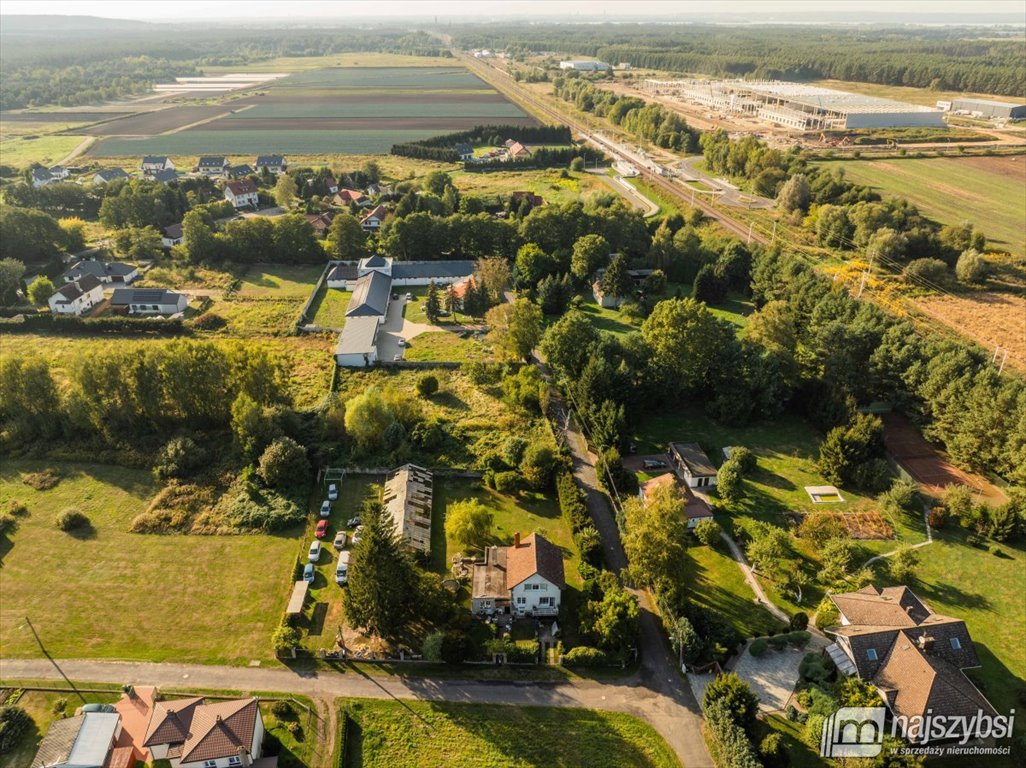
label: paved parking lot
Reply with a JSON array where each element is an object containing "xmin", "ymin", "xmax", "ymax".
[{"xmin": 731, "ymin": 635, "xmax": 828, "ymax": 712}]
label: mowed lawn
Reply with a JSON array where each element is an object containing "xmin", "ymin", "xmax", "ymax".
[
  {"xmin": 430, "ymin": 478, "xmax": 581, "ymax": 588},
  {"xmin": 820, "ymin": 156, "xmax": 1026, "ymax": 256},
  {"xmin": 340, "ymin": 699, "xmax": 680, "ymax": 768},
  {"xmin": 0, "ymin": 461, "xmax": 301, "ymax": 664}
]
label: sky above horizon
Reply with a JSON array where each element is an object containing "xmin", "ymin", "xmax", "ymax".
[{"xmin": 2, "ymin": 0, "xmax": 1024, "ymax": 22}]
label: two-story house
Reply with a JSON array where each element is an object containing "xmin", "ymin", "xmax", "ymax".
[
  {"xmin": 143, "ymin": 697, "xmax": 268, "ymax": 768},
  {"xmin": 471, "ymin": 532, "xmax": 565, "ymax": 617},
  {"xmin": 224, "ymin": 179, "xmax": 259, "ymax": 209},
  {"xmin": 48, "ymin": 274, "xmax": 104, "ymax": 315}
]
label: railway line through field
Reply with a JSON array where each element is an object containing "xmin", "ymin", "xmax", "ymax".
[{"xmin": 460, "ymin": 53, "xmax": 768, "ymax": 246}]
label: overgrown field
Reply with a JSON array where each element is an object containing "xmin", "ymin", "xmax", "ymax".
[
  {"xmin": 339, "ymin": 699, "xmax": 679, "ymax": 768},
  {"xmin": 819, "ymin": 156, "xmax": 1026, "ymax": 257},
  {"xmin": 0, "ymin": 133, "xmax": 84, "ymax": 166},
  {"xmin": 916, "ymin": 291, "xmax": 1026, "ymax": 373},
  {"xmin": 89, "ymin": 65, "xmax": 536, "ymax": 156},
  {"xmin": 0, "ymin": 461, "xmax": 301, "ymax": 663}
]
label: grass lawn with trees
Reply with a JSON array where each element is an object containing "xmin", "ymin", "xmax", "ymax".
[
  {"xmin": 402, "ymin": 331, "xmax": 492, "ymax": 363},
  {"xmin": 430, "ymin": 478, "xmax": 581, "ymax": 588},
  {"xmin": 339, "ymin": 699, "xmax": 679, "ymax": 768},
  {"xmin": 309, "ymin": 287, "xmax": 352, "ymax": 329},
  {"xmin": 0, "ymin": 461, "xmax": 301, "ymax": 664}
]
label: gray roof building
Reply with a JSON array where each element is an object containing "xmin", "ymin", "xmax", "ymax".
[
  {"xmin": 93, "ymin": 168, "xmax": 129, "ymax": 183},
  {"xmin": 335, "ymin": 316, "xmax": 380, "ymax": 356},
  {"xmin": 51, "ymin": 274, "xmax": 103, "ymax": 304},
  {"xmin": 31, "ymin": 712, "xmax": 120, "ymax": 768},
  {"xmin": 383, "ymin": 464, "xmax": 434, "ymax": 554},
  {"xmin": 151, "ymin": 168, "xmax": 178, "ymax": 183},
  {"xmin": 668, "ymin": 442, "xmax": 717, "ymax": 477},
  {"xmin": 63, "ymin": 260, "xmax": 138, "ymax": 283},
  {"xmin": 392, "ymin": 261, "xmax": 476, "ymax": 280},
  {"xmin": 345, "ymin": 270, "xmax": 392, "ymax": 317},
  {"xmin": 110, "ymin": 288, "xmax": 185, "ymax": 307}
]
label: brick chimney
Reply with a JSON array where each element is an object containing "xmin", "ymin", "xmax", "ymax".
[{"xmin": 514, "ymin": 531, "xmax": 521, "ymax": 547}]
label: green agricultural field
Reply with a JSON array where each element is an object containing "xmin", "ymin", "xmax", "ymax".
[
  {"xmin": 91, "ymin": 129, "xmax": 452, "ymax": 157},
  {"xmin": 228, "ymin": 100, "xmax": 527, "ymax": 120},
  {"xmin": 0, "ymin": 461, "xmax": 302, "ymax": 664},
  {"xmin": 275, "ymin": 67, "xmax": 488, "ymax": 90},
  {"xmin": 820, "ymin": 156, "xmax": 1026, "ymax": 257},
  {"xmin": 451, "ymin": 167, "xmax": 612, "ymax": 207},
  {"xmin": 0, "ymin": 134, "xmax": 84, "ymax": 166},
  {"xmin": 204, "ymin": 53, "xmax": 460, "ymax": 73},
  {"xmin": 431, "ymin": 478, "xmax": 581, "ymax": 587},
  {"xmin": 340, "ymin": 699, "xmax": 679, "ymax": 768}
]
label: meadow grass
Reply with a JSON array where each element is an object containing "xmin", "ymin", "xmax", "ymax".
[
  {"xmin": 0, "ymin": 134, "xmax": 84, "ymax": 166},
  {"xmin": 0, "ymin": 461, "xmax": 302, "ymax": 664},
  {"xmin": 402, "ymin": 331, "xmax": 492, "ymax": 363},
  {"xmin": 340, "ymin": 699, "xmax": 680, "ymax": 768},
  {"xmin": 819, "ymin": 156, "xmax": 1026, "ymax": 257}
]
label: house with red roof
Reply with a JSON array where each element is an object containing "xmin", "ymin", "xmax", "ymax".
[
  {"xmin": 471, "ymin": 532, "xmax": 565, "ymax": 617},
  {"xmin": 143, "ymin": 696, "xmax": 272, "ymax": 768}
]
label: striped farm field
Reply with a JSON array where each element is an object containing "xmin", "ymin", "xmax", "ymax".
[{"xmin": 89, "ymin": 65, "xmax": 536, "ymax": 157}]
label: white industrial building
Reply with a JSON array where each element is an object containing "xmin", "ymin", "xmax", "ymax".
[
  {"xmin": 559, "ymin": 60, "xmax": 611, "ymax": 72},
  {"xmin": 643, "ymin": 79, "xmax": 946, "ymax": 130}
]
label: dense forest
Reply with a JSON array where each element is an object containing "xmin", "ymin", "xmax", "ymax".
[
  {"xmin": 454, "ymin": 24, "xmax": 1026, "ymax": 97},
  {"xmin": 0, "ymin": 23, "xmax": 449, "ymax": 109}
]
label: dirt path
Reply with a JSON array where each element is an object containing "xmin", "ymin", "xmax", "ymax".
[
  {"xmin": 56, "ymin": 136, "xmax": 97, "ymax": 165},
  {"xmin": 718, "ymin": 531, "xmax": 792, "ymax": 624}
]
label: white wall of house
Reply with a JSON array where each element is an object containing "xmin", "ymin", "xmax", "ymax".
[
  {"xmin": 390, "ymin": 274, "xmax": 468, "ymax": 288},
  {"xmin": 129, "ymin": 296, "xmax": 187, "ymax": 315},
  {"xmin": 680, "ymin": 471, "xmax": 716, "ymax": 489},
  {"xmin": 511, "ymin": 574, "xmax": 561, "ymax": 617},
  {"xmin": 226, "ymin": 190, "xmax": 259, "ymax": 208},
  {"xmin": 48, "ymin": 284, "xmax": 104, "ymax": 315},
  {"xmin": 335, "ymin": 349, "xmax": 378, "ymax": 367},
  {"xmin": 162, "ymin": 236, "xmax": 184, "ymax": 247}
]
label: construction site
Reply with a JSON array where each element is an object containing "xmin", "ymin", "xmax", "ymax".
[{"xmin": 641, "ymin": 79, "xmax": 946, "ymax": 131}]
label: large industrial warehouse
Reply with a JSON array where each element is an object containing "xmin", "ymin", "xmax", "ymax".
[
  {"xmin": 948, "ymin": 97, "xmax": 1026, "ymax": 120},
  {"xmin": 644, "ymin": 79, "xmax": 946, "ymax": 130}
]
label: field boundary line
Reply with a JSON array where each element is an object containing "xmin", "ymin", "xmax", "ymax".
[{"xmin": 159, "ymin": 104, "xmax": 256, "ymax": 135}]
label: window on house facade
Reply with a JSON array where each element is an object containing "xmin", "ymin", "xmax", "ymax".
[
  {"xmin": 866, "ymin": 648, "xmax": 878, "ymax": 661},
  {"xmin": 950, "ymin": 637, "xmax": 961, "ymax": 650},
  {"xmin": 229, "ymin": 757, "xmax": 242, "ymax": 766},
  {"xmin": 539, "ymin": 583, "xmax": 547, "ymax": 591},
  {"xmin": 204, "ymin": 760, "xmax": 218, "ymax": 768},
  {"xmin": 516, "ymin": 597, "xmax": 526, "ymax": 605}
]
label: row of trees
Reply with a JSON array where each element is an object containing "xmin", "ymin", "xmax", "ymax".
[{"xmin": 0, "ymin": 339, "xmax": 289, "ymax": 447}]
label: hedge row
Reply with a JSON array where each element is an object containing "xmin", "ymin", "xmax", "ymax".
[
  {"xmin": 0, "ymin": 313, "xmax": 186, "ymax": 335},
  {"xmin": 391, "ymin": 124, "xmax": 574, "ymax": 162}
]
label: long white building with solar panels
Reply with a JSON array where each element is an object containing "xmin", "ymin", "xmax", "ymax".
[{"xmin": 644, "ymin": 79, "xmax": 946, "ymax": 130}]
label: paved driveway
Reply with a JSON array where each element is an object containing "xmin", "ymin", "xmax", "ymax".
[{"xmin": 732, "ymin": 635, "xmax": 829, "ymax": 712}]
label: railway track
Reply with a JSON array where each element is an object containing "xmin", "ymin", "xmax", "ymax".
[{"xmin": 460, "ymin": 54, "xmax": 768, "ymax": 246}]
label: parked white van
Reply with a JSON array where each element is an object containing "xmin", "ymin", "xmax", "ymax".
[{"xmin": 335, "ymin": 550, "xmax": 351, "ymax": 584}]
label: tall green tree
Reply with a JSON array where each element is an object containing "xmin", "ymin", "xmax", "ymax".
[
  {"xmin": 327, "ymin": 212, "xmax": 364, "ymax": 259},
  {"xmin": 571, "ymin": 233, "xmax": 609, "ymax": 282},
  {"xmin": 182, "ymin": 210, "xmax": 217, "ymax": 264},
  {"xmin": 27, "ymin": 276, "xmax": 55, "ymax": 306},
  {"xmin": 0, "ymin": 258, "xmax": 26, "ymax": 305},
  {"xmin": 274, "ymin": 174, "xmax": 297, "ymax": 208},
  {"xmin": 424, "ymin": 281, "xmax": 441, "ymax": 323},
  {"xmin": 486, "ymin": 298, "xmax": 543, "ymax": 360},
  {"xmin": 444, "ymin": 499, "xmax": 494, "ymax": 550},
  {"xmin": 540, "ymin": 310, "xmax": 600, "ymax": 380},
  {"xmin": 622, "ymin": 483, "xmax": 687, "ymax": 589},
  {"xmin": 600, "ymin": 253, "xmax": 633, "ymax": 299},
  {"xmin": 342, "ymin": 504, "xmax": 421, "ymax": 639}
]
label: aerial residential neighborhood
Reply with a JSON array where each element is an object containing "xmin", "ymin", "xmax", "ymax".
[{"xmin": 0, "ymin": 3, "xmax": 1024, "ymax": 768}]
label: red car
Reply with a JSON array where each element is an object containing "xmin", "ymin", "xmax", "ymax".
[{"xmin": 315, "ymin": 519, "xmax": 329, "ymax": 539}]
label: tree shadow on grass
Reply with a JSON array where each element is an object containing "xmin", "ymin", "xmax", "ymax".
[
  {"xmin": 304, "ymin": 602, "xmax": 329, "ymax": 638},
  {"xmin": 431, "ymin": 390, "xmax": 470, "ymax": 412}
]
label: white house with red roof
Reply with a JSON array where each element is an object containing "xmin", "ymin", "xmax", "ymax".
[
  {"xmin": 224, "ymin": 179, "xmax": 259, "ymax": 209},
  {"xmin": 143, "ymin": 696, "xmax": 271, "ymax": 768},
  {"xmin": 471, "ymin": 532, "xmax": 565, "ymax": 617}
]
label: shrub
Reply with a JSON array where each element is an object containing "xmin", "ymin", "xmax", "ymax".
[
  {"xmin": 416, "ymin": 374, "xmax": 439, "ymax": 398},
  {"xmin": 188, "ymin": 312, "xmax": 227, "ymax": 331},
  {"xmin": 287, "ymin": 721, "xmax": 301, "ymax": 736},
  {"xmin": 493, "ymin": 471, "xmax": 521, "ymax": 494},
  {"xmin": 694, "ymin": 518, "xmax": 721, "ymax": 546},
  {"xmin": 22, "ymin": 468, "xmax": 61, "ymax": 490},
  {"xmin": 56, "ymin": 508, "xmax": 90, "ymax": 532},
  {"xmin": 759, "ymin": 733, "xmax": 785, "ymax": 766},
  {"xmin": 852, "ymin": 458, "xmax": 892, "ymax": 493},
  {"xmin": 955, "ymin": 248, "xmax": 987, "ymax": 284},
  {"xmin": 787, "ymin": 630, "xmax": 811, "ymax": 647},
  {"xmin": 271, "ymin": 623, "xmax": 301, "ymax": 654},
  {"xmin": 768, "ymin": 634, "xmax": 790, "ymax": 650},
  {"xmin": 749, "ymin": 638, "xmax": 769, "ymax": 657},
  {"xmin": 928, "ymin": 506, "xmax": 947, "ymax": 529},
  {"xmin": 0, "ymin": 706, "xmax": 32, "ymax": 751},
  {"xmin": 6, "ymin": 500, "xmax": 29, "ymax": 517},
  {"xmin": 423, "ymin": 631, "xmax": 445, "ymax": 662},
  {"xmin": 520, "ymin": 442, "xmax": 556, "ymax": 490},
  {"xmin": 153, "ymin": 436, "xmax": 206, "ymax": 482},
  {"xmin": 257, "ymin": 437, "xmax": 310, "ymax": 488},
  {"xmin": 903, "ymin": 258, "xmax": 950, "ymax": 286},
  {"xmin": 790, "ymin": 612, "xmax": 809, "ymax": 631},
  {"xmin": 730, "ymin": 446, "xmax": 756, "ymax": 474},
  {"xmin": 52, "ymin": 697, "xmax": 67, "ymax": 715},
  {"xmin": 270, "ymin": 700, "xmax": 295, "ymax": 719},
  {"xmin": 798, "ymin": 652, "xmax": 836, "ymax": 687},
  {"xmin": 703, "ymin": 672, "xmax": 759, "ymax": 733},
  {"xmin": 814, "ymin": 597, "xmax": 839, "ymax": 630},
  {"xmin": 562, "ymin": 645, "xmax": 609, "ymax": 667}
]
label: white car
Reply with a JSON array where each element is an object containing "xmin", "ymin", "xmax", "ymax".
[
  {"xmin": 397, "ymin": 338, "xmax": 406, "ymax": 347},
  {"xmin": 405, "ymin": 293, "xmax": 412, "ymax": 300},
  {"xmin": 327, "ymin": 483, "xmax": 338, "ymax": 501},
  {"xmin": 333, "ymin": 530, "xmax": 347, "ymax": 550},
  {"xmin": 308, "ymin": 541, "xmax": 322, "ymax": 562},
  {"xmin": 320, "ymin": 500, "xmax": 331, "ymax": 518}
]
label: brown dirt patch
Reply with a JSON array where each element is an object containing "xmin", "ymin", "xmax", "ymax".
[
  {"xmin": 953, "ymin": 154, "xmax": 1026, "ymax": 182},
  {"xmin": 915, "ymin": 291, "xmax": 1025, "ymax": 373},
  {"xmin": 839, "ymin": 511, "xmax": 894, "ymax": 539},
  {"xmin": 882, "ymin": 413, "xmax": 1007, "ymax": 506},
  {"xmin": 80, "ymin": 106, "xmax": 229, "ymax": 136}
]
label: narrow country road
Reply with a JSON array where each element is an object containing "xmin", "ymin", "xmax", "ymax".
[
  {"xmin": 1, "ymin": 657, "xmax": 701, "ymax": 766},
  {"xmin": 547, "ymin": 386, "xmax": 714, "ymax": 768}
]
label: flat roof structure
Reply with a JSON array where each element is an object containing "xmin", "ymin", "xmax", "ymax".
[
  {"xmin": 334, "ymin": 316, "xmax": 380, "ymax": 357},
  {"xmin": 383, "ymin": 464, "xmax": 433, "ymax": 555},
  {"xmin": 285, "ymin": 580, "xmax": 309, "ymax": 616},
  {"xmin": 645, "ymin": 79, "xmax": 945, "ymax": 130}
]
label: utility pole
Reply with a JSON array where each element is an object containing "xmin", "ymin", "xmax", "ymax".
[
  {"xmin": 998, "ymin": 349, "xmax": 1009, "ymax": 375},
  {"xmin": 24, "ymin": 617, "xmax": 86, "ymax": 703}
]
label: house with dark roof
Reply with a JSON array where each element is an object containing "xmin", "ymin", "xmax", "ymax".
[
  {"xmin": 345, "ymin": 270, "xmax": 392, "ymax": 318},
  {"xmin": 366, "ymin": 183, "xmax": 392, "ymax": 198},
  {"xmin": 32, "ymin": 167, "xmax": 56, "ymax": 187},
  {"xmin": 162, "ymin": 223, "xmax": 184, "ymax": 247},
  {"xmin": 141, "ymin": 156, "xmax": 174, "ymax": 174},
  {"xmin": 50, "ymin": 165, "xmax": 70, "ymax": 180},
  {"xmin": 225, "ymin": 179, "xmax": 259, "ymax": 209},
  {"xmin": 111, "ymin": 288, "xmax": 188, "ymax": 315},
  {"xmin": 93, "ymin": 168, "xmax": 129, "ymax": 185},
  {"xmin": 31, "ymin": 712, "xmax": 122, "ymax": 768},
  {"xmin": 668, "ymin": 442, "xmax": 718, "ymax": 489},
  {"xmin": 63, "ymin": 259, "xmax": 139, "ymax": 284},
  {"xmin": 324, "ymin": 175, "xmax": 339, "ymax": 194},
  {"xmin": 334, "ymin": 316, "xmax": 381, "ymax": 367},
  {"xmin": 472, "ymin": 532, "xmax": 565, "ymax": 617},
  {"xmin": 453, "ymin": 142, "xmax": 474, "ymax": 161},
  {"xmin": 382, "ymin": 464, "xmax": 433, "ymax": 555},
  {"xmin": 304, "ymin": 212, "xmax": 335, "ymax": 237},
  {"xmin": 151, "ymin": 168, "xmax": 179, "ymax": 184},
  {"xmin": 143, "ymin": 696, "xmax": 271, "ymax": 768},
  {"xmin": 197, "ymin": 156, "xmax": 228, "ymax": 176},
  {"xmin": 825, "ymin": 585, "xmax": 996, "ymax": 727},
  {"xmin": 255, "ymin": 155, "xmax": 286, "ymax": 174},
  {"xmin": 48, "ymin": 274, "xmax": 104, "ymax": 315}
]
